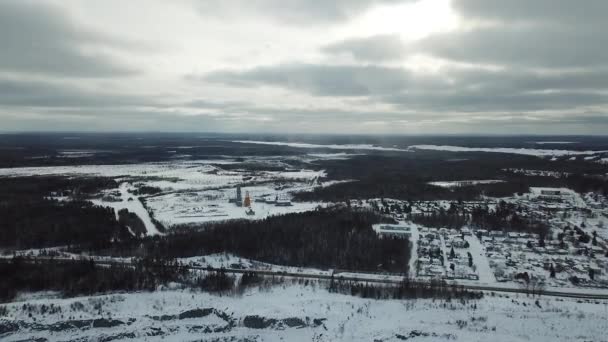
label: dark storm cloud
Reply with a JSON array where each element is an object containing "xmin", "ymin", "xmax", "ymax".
[
  {"xmin": 196, "ymin": 0, "xmax": 412, "ymax": 25},
  {"xmin": 322, "ymin": 34, "xmax": 406, "ymax": 62},
  {"xmin": 0, "ymin": 0, "xmax": 136, "ymax": 77},
  {"xmin": 199, "ymin": 63, "xmax": 443, "ymax": 96}
]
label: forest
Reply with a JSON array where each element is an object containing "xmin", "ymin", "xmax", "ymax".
[
  {"xmin": 295, "ymin": 153, "xmax": 608, "ymax": 202},
  {"xmin": 0, "ymin": 257, "xmax": 187, "ymax": 302},
  {"xmin": 143, "ymin": 207, "xmax": 410, "ymax": 273},
  {"xmin": 0, "ymin": 176, "xmax": 134, "ymax": 250}
]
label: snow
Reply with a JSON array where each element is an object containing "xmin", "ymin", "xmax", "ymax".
[
  {"xmin": 0, "ymin": 160, "xmax": 238, "ymax": 180},
  {"xmin": 465, "ymin": 236, "xmax": 496, "ymax": 284},
  {"xmin": 428, "ymin": 180, "xmax": 505, "ymax": 188},
  {"xmin": 1, "ymin": 160, "xmax": 331, "ymax": 227},
  {"xmin": 529, "ymin": 187, "xmax": 587, "ymax": 207},
  {"xmin": 180, "ymin": 253, "xmax": 332, "ymax": 276},
  {"xmin": 306, "ymin": 152, "xmax": 363, "ymax": 160},
  {"xmin": 91, "ymin": 182, "xmax": 161, "ymax": 236},
  {"xmin": 407, "ymin": 223, "xmax": 420, "ymax": 276},
  {"xmin": 147, "ymin": 190, "xmax": 326, "ymax": 226},
  {"xmin": 232, "ymin": 140, "xmax": 412, "ymax": 152},
  {"xmin": 57, "ymin": 150, "xmax": 104, "ymax": 158},
  {"xmin": 2, "ymin": 285, "xmax": 607, "ymax": 342},
  {"xmin": 410, "ymin": 145, "xmax": 608, "ymax": 157}
]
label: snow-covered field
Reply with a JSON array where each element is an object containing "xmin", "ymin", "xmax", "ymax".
[
  {"xmin": 2, "ymin": 285, "xmax": 607, "ymax": 342},
  {"xmin": 146, "ymin": 188, "xmax": 325, "ymax": 226},
  {"xmin": 0, "ymin": 159, "xmax": 331, "ymax": 229},
  {"xmin": 0, "ymin": 160, "xmax": 237, "ymax": 180}
]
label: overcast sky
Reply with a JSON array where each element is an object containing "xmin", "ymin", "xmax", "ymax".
[{"xmin": 1, "ymin": 0, "xmax": 607, "ymax": 134}]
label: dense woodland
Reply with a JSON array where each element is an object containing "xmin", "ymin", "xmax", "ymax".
[
  {"xmin": 0, "ymin": 177, "xmax": 135, "ymax": 250},
  {"xmin": 145, "ymin": 208, "xmax": 410, "ymax": 273},
  {"xmin": 295, "ymin": 153, "xmax": 608, "ymax": 202},
  {"xmin": 0, "ymin": 257, "xmax": 187, "ymax": 302},
  {"xmin": 0, "ymin": 199, "xmax": 132, "ymax": 250}
]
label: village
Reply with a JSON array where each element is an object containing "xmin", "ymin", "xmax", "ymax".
[{"xmin": 365, "ymin": 185, "xmax": 608, "ymax": 290}]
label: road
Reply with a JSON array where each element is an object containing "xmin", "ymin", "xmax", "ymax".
[{"xmin": 4, "ymin": 256, "xmax": 608, "ymax": 300}]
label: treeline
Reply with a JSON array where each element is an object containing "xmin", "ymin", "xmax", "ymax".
[
  {"xmin": 0, "ymin": 257, "xmax": 484, "ymax": 303},
  {"xmin": 329, "ymin": 277, "xmax": 483, "ymax": 300},
  {"xmin": 138, "ymin": 208, "xmax": 409, "ymax": 273},
  {"xmin": 412, "ymin": 201, "xmax": 550, "ymax": 236},
  {"xmin": 0, "ymin": 257, "xmax": 187, "ymax": 302}
]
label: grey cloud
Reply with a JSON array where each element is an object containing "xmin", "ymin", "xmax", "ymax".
[
  {"xmin": 197, "ymin": 61, "xmax": 608, "ymax": 112},
  {"xmin": 446, "ymin": 68, "xmax": 608, "ymax": 94},
  {"xmin": 0, "ymin": 78, "xmax": 145, "ymax": 108},
  {"xmin": 452, "ymin": 0, "xmax": 608, "ymax": 25},
  {"xmin": 322, "ymin": 34, "xmax": 406, "ymax": 61},
  {"xmin": 196, "ymin": 0, "xmax": 412, "ymax": 25},
  {"xmin": 320, "ymin": 1, "xmax": 608, "ymax": 69},
  {"xmin": 414, "ymin": 25, "xmax": 608, "ymax": 68},
  {"xmin": 385, "ymin": 91, "xmax": 608, "ymax": 112},
  {"xmin": 395, "ymin": 0, "xmax": 608, "ymax": 69},
  {"xmin": 200, "ymin": 63, "xmax": 443, "ymax": 96},
  {"xmin": 0, "ymin": 0, "xmax": 137, "ymax": 77},
  {"xmin": 2, "ymin": 108, "xmax": 226, "ymax": 133}
]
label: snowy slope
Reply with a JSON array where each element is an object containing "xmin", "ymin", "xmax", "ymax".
[{"xmin": 1, "ymin": 285, "xmax": 607, "ymax": 342}]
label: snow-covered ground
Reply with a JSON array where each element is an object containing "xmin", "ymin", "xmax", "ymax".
[
  {"xmin": 2, "ymin": 285, "xmax": 607, "ymax": 342},
  {"xmin": 410, "ymin": 145, "xmax": 608, "ymax": 157},
  {"xmin": 533, "ymin": 141, "xmax": 578, "ymax": 145},
  {"xmin": 147, "ymin": 189, "xmax": 326, "ymax": 226},
  {"xmin": 232, "ymin": 140, "xmax": 411, "ymax": 152},
  {"xmin": 91, "ymin": 182, "xmax": 161, "ymax": 236},
  {"xmin": 0, "ymin": 160, "xmax": 239, "ymax": 178},
  {"xmin": 407, "ymin": 223, "xmax": 420, "ymax": 276},
  {"xmin": 143, "ymin": 176, "xmax": 329, "ymax": 226},
  {"xmin": 465, "ymin": 236, "xmax": 495, "ymax": 284},
  {"xmin": 429, "ymin": 180, "xmax": 505, "ymax": 188},
  {"xmin": 306, "ymin": 152, "xmax": 364, "ymax": 160},
  {"xmin": 529, "ymin": 187, "xmax": 587, "ymax": 207},
  {"xmin": 178, "ymin": 253, "xmax": 330, "ymax": 275},
  {"xmin": 0, "ymin": 160, "xmax": 332, "ymax": 228}
]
